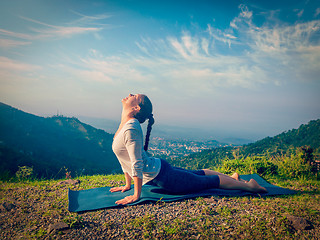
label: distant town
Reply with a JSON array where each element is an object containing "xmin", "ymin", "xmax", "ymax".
[{"xmin": 148, "ymin": 137, "xmax": 232, "ymax": 159}]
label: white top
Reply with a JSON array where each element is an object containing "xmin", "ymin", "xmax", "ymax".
[{"xmin": 112, "ymin": 118, "xmax": 161, "ymax": 185}]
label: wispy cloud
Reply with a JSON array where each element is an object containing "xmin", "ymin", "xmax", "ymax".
[
  {"xmin": 20, "ymin": 16, "xmax": 102, "ymax": 39},
  {"xmin": 295, "ymin": 9, "xmax": 304, "ymax": 18},
  {"xmin": 69, "ymin": 4, "xmax": 320, "ymax": 97},
  {"xmin": 0, "ymin": 13, "xmax": 108, "ymax": 49},
  {"xmin": 0, "ymin": 29, "xmax": 34, "ymax": 40},
  {"xmin": 0, "ymin": 38, "xmax": 31, "ymax": 48},
  {"xmin": 168, "ymin": 37, "xmax": 190, "ymax": 59},
  {"xmin": 69, "ymin": 11, "xmax": 113, "ymax": 27},
  {"xmin": 0, "ymin": 56, "xmax": 42, "ymax": 88},
  {"xmin": 0, "ymin": 56, "xmax": 41, "ymax": 72}
]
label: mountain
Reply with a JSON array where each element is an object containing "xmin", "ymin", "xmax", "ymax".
[
  {"xmin": 172, "ymin": 119, "xmax": 320, "ymax": 169},
  {"xmin": 0, "ymin": 102, "xmax": 120, "ymax": 179},
  {"xmin": 240, "ymin": 119, "xmax": 320, "ymax": 156}
]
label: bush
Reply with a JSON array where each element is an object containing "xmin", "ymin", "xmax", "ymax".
[
  {"xmin": 276, "ymin": 153, "xmax": 314, "ymax": 179},
  {"xmin": 218, "ymin": 146, "xmax": 319, "ymax": 180},
  {"xmin": 16, "ymin": 166, "xmax": 34, "ymax": 181},
  {"xmin": 219, "ymin": 156, "xmax": 278, "ymax": 176}
]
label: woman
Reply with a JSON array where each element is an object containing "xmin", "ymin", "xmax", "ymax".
[{"xmin": 110, "ymin": 94, "xmax": 267, "ymax": 205}]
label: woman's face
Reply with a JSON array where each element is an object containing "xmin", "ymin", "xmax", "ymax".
[{"xmin": 122, "ymin": 94, "xmax": 142, "ymax": 108}]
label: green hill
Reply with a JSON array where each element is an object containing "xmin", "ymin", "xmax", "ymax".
[
  {"xmin": 0, "ymin": 102, "xmax": 120, "ymax": 179},
  {"xmin": 240, "ymin": 119, "xmax": 320, "ymax": 156},
  {"xmin": 171, "ymin": 119, "xmax": 320, "ymax": 171}
]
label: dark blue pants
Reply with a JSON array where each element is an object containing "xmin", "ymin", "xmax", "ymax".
[{"xmin": 147, "ymin": 159, "xmax": 220, "ymax": 194}]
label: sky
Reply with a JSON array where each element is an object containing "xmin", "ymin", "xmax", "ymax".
[{"xmin": 0, "ymin": 0, "xmax": 320, "ymax": 140}]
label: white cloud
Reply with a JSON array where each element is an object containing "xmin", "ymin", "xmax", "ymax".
[
  {"xmin": 207, "ymin": 24, "xmax": 238, "ymax": 48},
  {"xmin": 30, "ymin": 26, "xmax": 100, "ymax": 38},
  {"xmin": 0, "ymin": 14, "xmax": 106, "ymax": 49},
  {"xmin": 50, "ymin": 4, "xmax": 320, "ymax": 100},
  {"xmin": 0, "ymin": 56, "xmax": 41, "ymax": 72},
  {"xmin": 0, "ymin": 38, "xmax": 31, "ymax": 48},
  {"xmin": 0, "ymin": 29, "xmax": 34, "ymax": 40},
  {"xmin": 251, "ymin": 20, "xmax": 320, "ymax": 52},
  {"xmin": 21, "ymin": 16, "xmax": 101, "ymax": 39},
  {"xmin": 0, "ymin": 57, "xmax": 42, "ymax": 102},
  {"xmin": 168, "ymin": 37, "xmax": 190, "ymax": 59},
  {"xmin": 69, "ymin": 11, "xmax": 112, "ymax": 26},
  {"xmin": 239, "ymin": 4, "xmax": 253, "ymax": 19},
  {"xmin": 295, "ymin": 9, "xmax": 304, "ymax": 18},
  {"xmin": 201, "ymin": 38, "xmax": 209, "ymax": 55},
  {"xmin": 182, "ymin": 33, "xmax": 199, "ymax": 57},
  {"xmin": 135, "ymin": 41, "xmax": 150, "ymax": 55}
]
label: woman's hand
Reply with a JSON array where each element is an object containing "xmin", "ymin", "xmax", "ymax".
[
  {"xmin": 115, "ymin": 195, "xmax": 139, "ymax": 205},
  {"xmin": 112, "ymin": 176, "xmax": 142, "ymax": 205},
  {"xmin": 109, "ymin": 185, "xmax": 131, "ymax": 193}
]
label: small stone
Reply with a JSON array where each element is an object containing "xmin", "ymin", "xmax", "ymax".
[
  {"xmin": 58, "ymin": 179, "xmax": 80, "ymax": 185},
  {"xmin": 205, "ymin": 198, "xmax": 217, "ymax": 204},
  {"xmin": 0, "ymin": 202, "xmax": 16, "ymax": 212},
  {"xmin": 286, "ymin": 215, "xmax": 313, "ymax": 230},
  {"xmin": 47, "ymin": 222, "xmax": 69, "ymax": 234}
]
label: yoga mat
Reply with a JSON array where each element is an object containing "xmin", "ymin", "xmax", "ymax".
[{"xmin": 68, "ymin": 174, "xmax": 296, "ymax": 212}]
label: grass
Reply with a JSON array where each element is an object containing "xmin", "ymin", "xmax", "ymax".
[{"xmin": 0, "ymin": 173, "xmax": 319, "ymax": 239}]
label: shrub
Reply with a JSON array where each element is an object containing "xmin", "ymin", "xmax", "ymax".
[
  {"xmin": 218, "ymin": 146, "xmax": 319, "ymax": 180},
  {"xmin": 219, "ymin": 157, "xmax": 278, "ymax": 177},
  {"xmin": 276, "ymin": 151, "xmax": 314, "ymax": 179},
  {"xmin": 16, "ymin": 166, "xmax": 34, "ymax": 181}
]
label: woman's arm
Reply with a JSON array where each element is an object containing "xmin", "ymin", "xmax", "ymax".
[
  {"xmin": 113, "ymin": 126, "xmax": 144, "ymax": 204},
  {"xmin": 109, "ymin": 172, "xmax": 132, "ymax": 192},
  {"xmin": 115, "ymin": 176, "xmax": 142, "ymax": 205},
  {"xmin": 124, "ymin": 172, "xmax": 132, "ymax": 189}
]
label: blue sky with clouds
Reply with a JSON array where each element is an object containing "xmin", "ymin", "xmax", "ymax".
[{"xmin": 1, "ymin": 0, "xmax": 320, "ymax": 140}]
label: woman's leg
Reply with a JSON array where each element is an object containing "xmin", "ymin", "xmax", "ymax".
[
  {"xmin": 230, "ymin": 172, "xmax": 248, "ymax": 182},
  {"xmin": 202, "ymin": 169, "xmax": 230, "ymax": 177},
  {"xmin": 152, "ymin": 160, "xmax": 219, "ymax": 193},
  {"xmin": 173, "ymin": 168, "xmax": 246, "ymax": 184},
  {"xmin": 153, "ymin": 160, "xmax": 267, "ymax": 193},
  {"xmin": 202, "ymin": 169, "xmax": 247, "ymax": 182},
  {"xmin": 202, "ymin": 169, "xmax": 265, "ymax": 192},
  {"xmin": 218, "ymin": 175, "xmax": 267, "ymax": 193},
  {"xmin": 187, "ymin": 168, "xmax": 266, "ymax": 192}
]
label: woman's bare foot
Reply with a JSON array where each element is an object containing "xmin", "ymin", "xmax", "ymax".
[
  {"xmin": 247, "ymin": 179, "xmax": 268, "ymax": 193},
  {"xmin": 231, "ymin": 173, "xmax": 248, "ymax": 183}
]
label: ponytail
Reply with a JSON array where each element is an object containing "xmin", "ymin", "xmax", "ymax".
[{"xmin": 144, "ymin": 114, "xmax": 154, "ymax": 151}]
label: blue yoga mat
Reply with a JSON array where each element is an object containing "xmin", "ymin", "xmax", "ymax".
[{"xmin": 68, "ymin": 174, "xmax": 296, "ymax": 212}]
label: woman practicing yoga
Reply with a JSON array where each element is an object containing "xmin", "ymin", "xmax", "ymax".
[{"xmin": 110, "ymin": 94, "xmax": 267, "ymax": 205}]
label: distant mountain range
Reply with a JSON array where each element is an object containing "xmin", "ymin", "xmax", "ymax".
[
  {"xmin": 0, "ymin": 102, "xmax": 120, "ymax": 179},
  {"xmin": 77, "ymin": 116, "xmax": 254, "ymax": 145}
]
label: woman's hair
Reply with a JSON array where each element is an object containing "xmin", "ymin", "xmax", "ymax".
[{"xmin": 134, "ymin": 95, "xmax": 154, "ymax": 151}]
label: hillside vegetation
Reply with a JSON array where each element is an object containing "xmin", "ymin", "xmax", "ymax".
[{"xmin": 0, "ymin": 102, "xmax": 120, "ymax": 180}]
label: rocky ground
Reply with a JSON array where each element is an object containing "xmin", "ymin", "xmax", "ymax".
[{"xmin": 0, "ymin": 177, "xmax": 319, "ymax": 239}]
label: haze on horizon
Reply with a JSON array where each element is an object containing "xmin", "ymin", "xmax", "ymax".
[{"xmin": 1, "ymin": 0, "xmax": 320, "ymax": 141}]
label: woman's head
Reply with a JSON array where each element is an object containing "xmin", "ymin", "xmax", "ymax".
[
  {"xmin": 134, "ymin": 94, "xmax": 153, "ymax": 124},
  {"xmin": 122, "ymin": 94, "xmax": 152, "ymax": 122}
]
